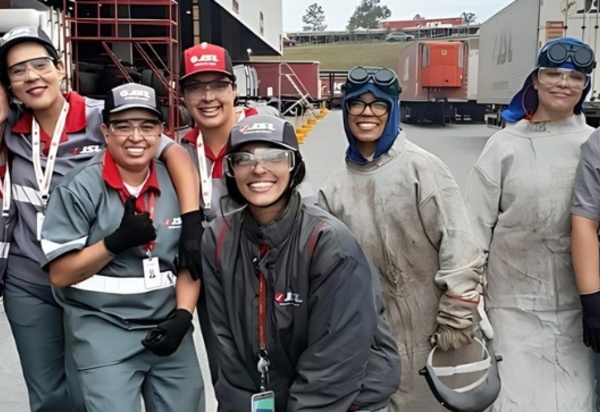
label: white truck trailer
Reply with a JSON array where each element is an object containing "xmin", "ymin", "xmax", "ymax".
[{"xmin": 478, "ymin": 0, "xmax": 600, "ymax": 127}]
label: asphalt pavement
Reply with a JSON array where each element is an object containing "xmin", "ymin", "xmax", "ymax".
[{"xmin": 0, "ymin": 109, "xmax": 495, "ymax": 411}]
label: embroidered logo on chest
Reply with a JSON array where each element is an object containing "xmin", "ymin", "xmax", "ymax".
[
  {"xmin": 275, "ymin": 291, "xmax": 303, "ymax": 307},
  {"xmin": 71, "ymin": 145, "xmax": 102, "ymax": 155},
  {"xmin": 163, "ymin": 217, "xmax": 182, "ymax": 229}
]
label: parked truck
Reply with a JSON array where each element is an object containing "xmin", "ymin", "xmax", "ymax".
[
  {"xmin": 397, "ymin": 40, "xmax": 485, "ymax": 125},
  {"xmin": 478, "ymin": 0, "xmax": 600, "ymax": 127}
]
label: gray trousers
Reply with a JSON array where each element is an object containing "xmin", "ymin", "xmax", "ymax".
[
  {"xmin": 78, "ymin": 332, "xmax": 204, "ymax": 412},
  {"xmin": 3, "ymin": 276, "xmax": 86, "ymax": 412}
]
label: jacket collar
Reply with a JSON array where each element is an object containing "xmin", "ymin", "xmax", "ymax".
[
  {"xmin": 12, "ymin": 91, "xmax": 87, "ymax": 135},
  {"xmin": 241, "ymin": 191, "xmax": 302, "ymax": 248},
  {"xmin": 512, "ymin": 114, "xmax": 589, "ymax": 135},
  {"xmin": 346, "ymin": 130, "xmax": 407, "ymax": 172}
]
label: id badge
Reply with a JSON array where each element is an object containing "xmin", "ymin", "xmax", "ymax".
[
  {"xmin": 143, "ymin": 257, "xmax": 162, "ymax": 290},
  {"xmin": 36, "ymin": 212, "xmax": 45, "ymax": 241},
  {"xmin": 251, "ymin": 391, "xmax": 275, "ymax": 412}
]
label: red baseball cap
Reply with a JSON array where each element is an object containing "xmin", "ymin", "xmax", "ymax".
[{"xmin": 180, "ymin": 42, "xmax": 235, "ymax": 85}]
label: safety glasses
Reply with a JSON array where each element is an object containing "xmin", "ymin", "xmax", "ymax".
[
  {"xmin": 344, "ymin": 66, "xmax": 401, "ymax": 96},
  {"xmin": 345, "ymin": 99, "xmax": 390, "ymax": 117},
  {"xmin": 543, "ymin": 42, "xmax": 595, "ymax": 74},
  {"xmin": 224, "ymin": 148, "xmax": 295, "ymax": 177}
]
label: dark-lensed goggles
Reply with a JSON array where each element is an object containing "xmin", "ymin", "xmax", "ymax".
[
  {"xmin": 541, "ymin": 42, "xmax": 596, "ymax": 74},
  {"xmin": 344, "ymin": 66, "xmax": 401, "ymax": 96}
]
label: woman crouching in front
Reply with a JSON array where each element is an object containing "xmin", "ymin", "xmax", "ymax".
[{"xmin": 201, "ymin": 115, "xmax": 401, "ymax": 412}]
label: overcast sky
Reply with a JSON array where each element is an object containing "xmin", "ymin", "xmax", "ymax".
[{"xmin": 283, "ymin": 0, "xmax": 516, "ymax": 31}]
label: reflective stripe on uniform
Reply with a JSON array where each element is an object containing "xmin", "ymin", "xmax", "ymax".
[
  {"xmin": 71, "ymin": 271, "xmax": 175, "ymax": 294},
  {"xmin": 12, "ymin": 184, "xmax": 43, "ymax": 207},
  {"xmin": 41, "ymin": 236, "xmax": 89, "ymax": 256}
]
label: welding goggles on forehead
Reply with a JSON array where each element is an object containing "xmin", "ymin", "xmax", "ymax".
[
  {"xmin": 343, "ymin": 66, "xmax": 401, "ymax": 97},
  {"xmin": 539, "ymin": 41, "xmax": 596, "ymax": 74}
]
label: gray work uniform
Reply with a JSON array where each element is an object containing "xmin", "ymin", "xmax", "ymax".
[
  {"xmin": 201, "ymin": 192, "xmax": 401, "ymax": 412},
  {"xmin": 41, "ymin": 152, "xmax": 203, "ymax": 412},
  {"xmin": 0, "ymin": 141, "xmax": 15, "ymax": 295},
  {"xmin": 2, "ymin": 91, "xmax": 174, "ymax": 412},
  {"xmin": 572, "ymin": 126, "xmax": 600, "ymax": 412}
]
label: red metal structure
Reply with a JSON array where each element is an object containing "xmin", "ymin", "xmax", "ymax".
[{"xmin": 62, "ymin": 0, "xmax": 180, "ymax": 136}]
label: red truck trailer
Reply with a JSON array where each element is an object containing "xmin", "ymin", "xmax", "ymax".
[{"xmin": 397, "ymin": 40, "xmax": 480, "ymax": 125}]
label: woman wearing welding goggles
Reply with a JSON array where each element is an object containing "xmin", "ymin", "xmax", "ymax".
[
  {"xmin": 468, "ymin": 37, "xmax": 597, "ymax": 411},
  {"xmin": 319, "ymin": 66, "xmax": 486, "ymax": 411}
]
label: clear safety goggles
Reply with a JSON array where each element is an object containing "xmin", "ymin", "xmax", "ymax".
[
  {"xmin": 537, "ymin": 67, "xmax": 590, "ymax": 90},
  {"xmin": 224, "ymin": 148, "xmax": 295, "ymax": 177}
]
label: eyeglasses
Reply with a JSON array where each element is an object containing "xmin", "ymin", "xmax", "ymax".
[
  {"xmin": 108, "ymin": 119, "xmax": 162, "ymax": 137},
  {"xmin": 183, "ymin": 80, "xmax": 233, "ymax": 97},
  {"xmin": 7, "ymin": 57, "xmax": 55, "ymax": 81},
  {"xmin": 345, "ymin": 99, "xmax": 390, "ymax": 117},
  {"xmin": 345, "ymin": 67, "xmax": 401, "ymax": 96},
  {"xmin": 543, "ymin": 42, "xmax": 596, "ymax": 74},
  {"xmin": 537, "ymin": 67, "xmax": 590, "ymax": 90},
  {"xmin": 224, "ymin": 148, "xmax": 294, "ymax": 177}
]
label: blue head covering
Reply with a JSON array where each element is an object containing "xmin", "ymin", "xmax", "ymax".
[
  {"xmin": 502, "ymin": 37, "xmax": 595, "ymax": 123},
  {"xmin": 343, "ymin": 82, "xmax": 401, "ymax": 164}
]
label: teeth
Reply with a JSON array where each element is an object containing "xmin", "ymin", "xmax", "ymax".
[
  {"xmin": 127, "ymin": 148, "xmax": 144, "ymax": 154},
  {"xmin": 201, "ymin": 107, "xmax": 220, "ymax": 113},
  {"xmin": 249, "ymin": 182, "xmax": 274, "ymax": 189},
  {"xmin": 357, "ymin": 123, "xmax": 378, "ymax": 131}
]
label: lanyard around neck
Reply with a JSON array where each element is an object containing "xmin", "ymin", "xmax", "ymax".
[
  {"xmin": 0, "ymin": 146, "xmax": 10, "ymax": 217},
  {"xmin": 195, "ymin": 109, "xmax": 248, "ymax": 211},
  {"xmin": 31, "ymin": 101, "xmax": 70, "ymax": 208}
]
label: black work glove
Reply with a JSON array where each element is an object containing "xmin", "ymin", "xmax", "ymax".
[
  {"xmin": 581, "ymin": 291, "xmax": 600, "ymax": 352},
  {"xmin": 177, "ymin": 210, "xmax": 205, "ymax": 281},
  {"xmin": 142, "ymin": 309, "xmax": 193, "ymax": 356},
  {"xmin": 104, "ymin": 196, "xmax": 156, "ymax": 255}
]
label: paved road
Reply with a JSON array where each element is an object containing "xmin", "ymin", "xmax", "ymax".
[{"xmin": 0, "ymin": 110, "xmax": 494, "ymax": 411}]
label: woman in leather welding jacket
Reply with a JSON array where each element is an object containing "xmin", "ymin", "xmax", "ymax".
[
  {"xmin": 319, "ymin": 66, "xmax": 485, "ymax": 411},
  {"xmin": 468, "ymin": 37, "xmax": 597, "ymax": 411},
  {"xmin": 0, "ymin": 26, "xmax": 202, "ymax": 412},
  {"xmin": 201, "ymin": 114, "xmax": 401, "ymax": 412}
]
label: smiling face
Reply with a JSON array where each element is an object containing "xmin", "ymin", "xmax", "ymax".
[
  {"xmin": 346, "ymin": 92, "xmax": 390, "ymax": 158},
  {"xmin": 6, "ymin": 42, "xmax": 64, "ymax": 111},
  {"xmin": 532, "ymin": 69, "xmax": 584, "ymax": 121},
  {"xmin": 182, "ymin": 72, "xmax": 236, "ymax": 131},
  {"xmin": 101, "ymin": 108, "xmax": 162, "ymax": 176},
  {"xmin": 231, "ymin": 143, "xmax": 292, "ymax": 211}
]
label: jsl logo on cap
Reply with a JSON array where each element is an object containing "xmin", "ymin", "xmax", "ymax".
[
  {"xmin": 3, "ymin": 27, "xmax": 35, "ymax": 41},
  {"xmin": 240, "ymin": 123, "xmax": 276, "ymax": 134},
  {"xmin": 119, "ymin": 89, "xmax": 151, "ymax": 101},
  {"xmin": 190, "ymin": 54, "xmax": 219, "ymax": 65}
]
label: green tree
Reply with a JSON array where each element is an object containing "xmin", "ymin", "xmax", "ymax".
[
  {"xmin": 413, "ymin": 14, "xmax": 426, "ymax": 20},
  {"xmin": 347, "ymin": 0, "xmax": 392, "ymax": 30},
  {"xmin": 461, "ymin": 11, "xmax": 477, "ymax": 25},
  {"xmin": 302, "ymin": 3, "xmax": 327, "ymax": 32}
]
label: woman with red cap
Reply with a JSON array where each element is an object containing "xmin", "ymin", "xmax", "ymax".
[{"xmin": 466, "ymin": 37, "xmax": 596, "ymax": 410}]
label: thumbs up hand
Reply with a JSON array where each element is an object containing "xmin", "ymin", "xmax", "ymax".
[{"xmin": 104, "ymin": 196, "xmax": 157, "ymax": 256}]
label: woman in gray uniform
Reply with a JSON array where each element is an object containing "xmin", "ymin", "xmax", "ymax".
[
  {"xmin": 201, "ymin": 115, "xmax": 401, "ymax": 412},
  {"xmin": 0, "ymin": 26, "xmax": 202, "ymax": 411}
]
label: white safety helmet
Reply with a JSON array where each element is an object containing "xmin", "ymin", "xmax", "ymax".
[{"xmin": 419, "ymin": 338, "xmax": 502, "ymax": 412}]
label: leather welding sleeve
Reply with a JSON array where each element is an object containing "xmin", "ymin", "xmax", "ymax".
[
  {"xmin": 418, "ymin": 166, "xmax": 485, "ymax": 344},
  {"xmin": 287, "ymin": 225, "xmax": 378, "ymax": 412},
  {"xmin": 200, "ymin": 223, "xmax": 256, "ymax": 408}
]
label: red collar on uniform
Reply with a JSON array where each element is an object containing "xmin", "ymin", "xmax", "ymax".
[
  {"xmin": 181, "ymin": 126, "xmax": 228, "ymax": 178},
  {"xmin": 102, "ymin": 150, "xmax": 161, "ymax": 210},
  {"xmin": 12, "ymin": 92, "xmax": 88, "ymax": 153}
]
